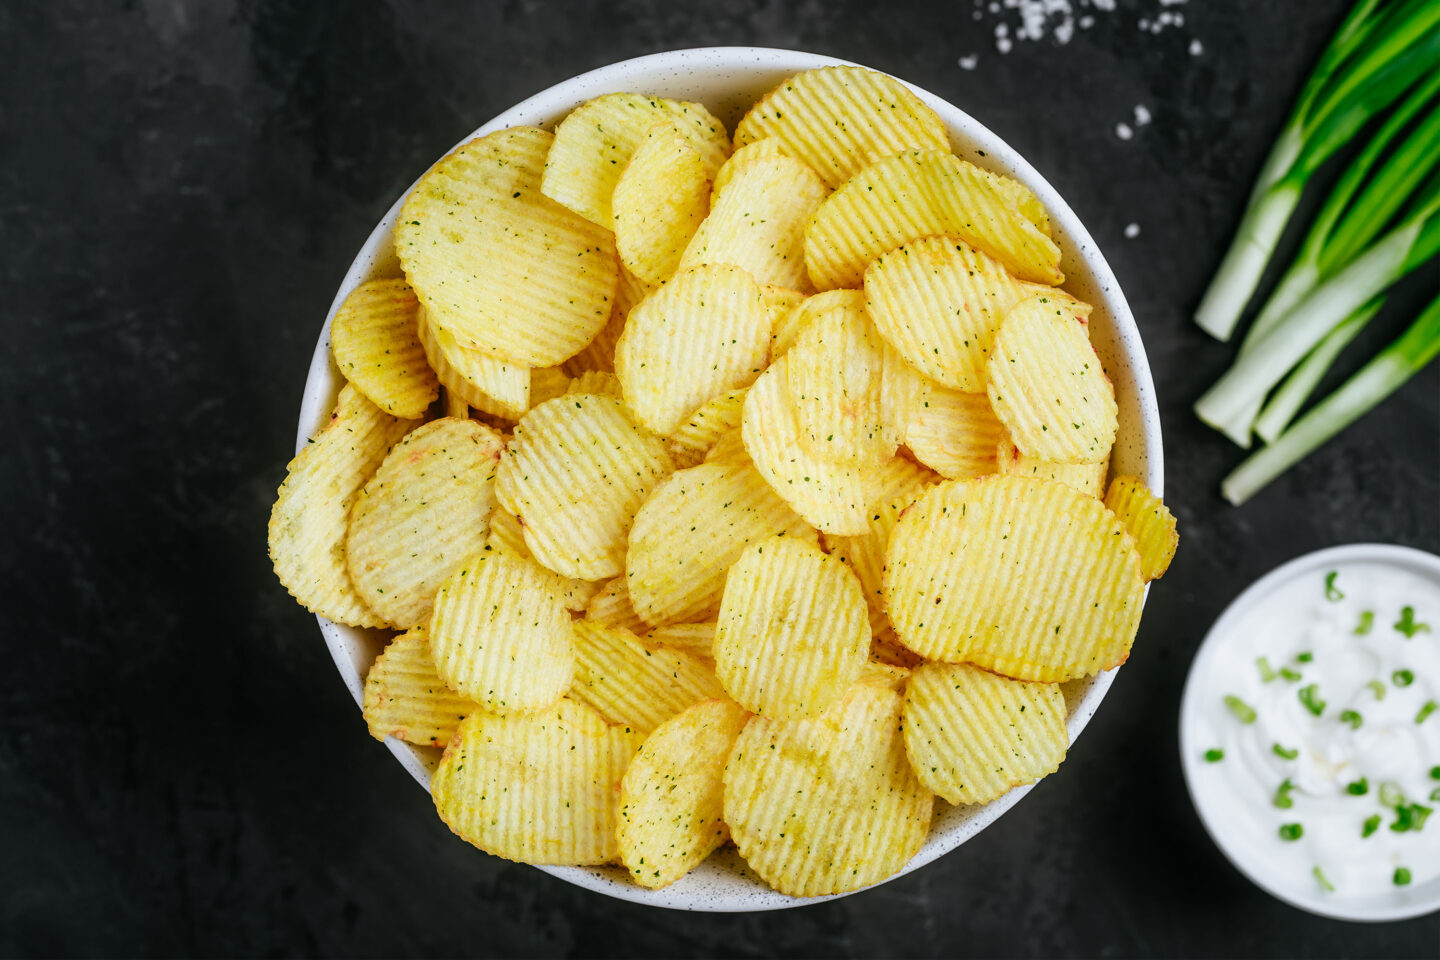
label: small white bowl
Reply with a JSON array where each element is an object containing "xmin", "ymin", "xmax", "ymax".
[
  {"xmin": 1180, "ymin": 543, "xmax": 1440, "ymax": 923},
  {"xmin": 296, "ymin": 46, "xmax": 1162, "ymax": 911}
]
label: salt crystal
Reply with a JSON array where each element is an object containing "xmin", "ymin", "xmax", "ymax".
[
  {"xmin": 1124, "ymin": 223, "xmax": 1141, "ymax": 239},
  {"xmin": 958, "ymin": 54, "xmax": 980, "ymax": 70},
  {"xmin": 1190, "ymin": 38, "xmax": 1204, "ymax": 55},
  {"xmin": 1134, "ymin": 105, "xmax": 1152, "ymax": 126},
  {"xmin": 1115, "ymin": 122, "xmax": 1133, "ymax": 140},
  {"xmin": 996, "ymin": 35, "xmax": 1014, "ymax": 53}
]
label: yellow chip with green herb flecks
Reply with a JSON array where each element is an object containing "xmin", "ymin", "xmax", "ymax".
[
  {"xmin": 397, "ymin": 126, "xmax": 618, "ymax": 367},
  {"xmin": 362, "ymin": 627, "xmax": 478, "ymax": 747},
  {"xmin": 701, "ymin": 426, "xmax": 750, "ymax": 469},
  {"xmin": 585, "ymin": 576, "xmax": 650, "ymax": 633},
  {"xmin": 529, "ymin": 366, "xmax": 573, "ymax": 409},
  {"xmin": 569, "ymin": 620, "xmax": 726, "ymax": 735},
  {"xmin": 417, "ymin": 306, "xmax": 529, "ymax": 420},
  {"xmin": 805, "ymin": 150, "xmax": 1062, "ymax": 290},
  {"xmin": 428, "ymin": 550, "xmax": 574, "ymax": 715},
  {"xmin": 484, "ymin": 507, "xmax": 600, "ymax": 612},
  {"xmin": 565, "ymin": 370, "xmax": 623, "ymax": 400},
  {"xmin": 759, "ymin": 283, "xmax": 808, "ymax": 356},
  {"xmin": 432, "ymin": 698, "xmax": 640, "ymax": 865},
  {"xmin": 1104, "ymin": 475, "xmax": 1177, "ymax": 581},
  {"xmin": 871, "ymin": 627, "xmax": 924, "ymax": 668},
  {"xmin": 770, "ymin": 288, "xmax": 863, "ymax": 359},
  {"xmin": 734, "ymin": 66, "xmax": 949, "ymax": 189},
  {"xmin": 987, "ymin": 293, "xmax": 1116, "ymax": 464},
  {"xmin": 618, "ymin": 699, "xmax": 749, "ymax": 888},
  {"xmin": 563, "ymin": 263, "xmax": 654, "ymax": 377},
  {"xmin": 495, "ymin": 393, "xmax": 673, "ymax": 581},
  {"xmin": 642, "ymin": 621, "xmax": 716, "ymax": 661},
  {"xmin": 883, "ymin": 475, "xmax": 1143, "ymax": 681},
  {"xmin": 669, "ymin": 388, "xmax": 749, "ymax": 468},
  {"xmin": 614, "ymin": 121, "xmax": 712, "ymax": 286},
  {"xmin": 997, "ymin": 434, "xmax": 1109, "ymax": 498},
  {"xmin": 902, "ymin": 661, "xmax": 1068, "ymax": 805},
  {"xmin": 346, "ymin": 417, "xmax": 505, "ymax": 628},
  {"xmin": 440, "ymin": 388, "xmax": 469, "ymax": 420},
  {"xmin": 722, "ymin": 684, "xmax": 932, "ymax": 897},
  {"xmin": 858, "ymin": 659, "xmax": 911, "ymax": 692},
  {"xmin": 710, "ymin": 138, "xmax": 792, "ymax": 204},
  {"xmin": 881, "ymin": 347, "xmax": 1003, "ymax": 480},
  {"xmin": 269, "ymin": 384, "xmax": 414, "ymax": 627},
  {"xmin": 330, "ymin": 278, "xmax": 439, "ymax": 419},
  {"xmin": 714, "ymin": 536, "xmax": 869, "ymax": 719}
]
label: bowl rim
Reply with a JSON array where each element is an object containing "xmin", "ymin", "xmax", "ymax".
[
  {"xmin": 1178, "ymin": 542, "xmax": 1440, "ymax": 923},
  {"xmin": 296, "ymin": 45, "xmax": 1164, "ymax": 912}
]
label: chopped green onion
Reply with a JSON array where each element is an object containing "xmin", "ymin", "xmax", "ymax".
[
  {"xmin": 1367, "ymin": 679, "xmax": 1387, "ymax": 700},
  {"xmin": 1297, "ymin": 651, "xmax": 1315, "ymax": 663},
  {"xmin": 1431, "ymin": 766, "xmax": 1440, "ymax": 779},
  {"xmin": 1347, "ymin": 777, "xmax": 1369, "ymax": 795},
  {"xmin": 1339, "ymin": 709, "xmax": 1363, "ymax": 729},
  {"xmin": 1324, "ymin": 572, "xmax": 1344, "ymax": 601},
  {"xmin": 1313, "ymin": 865, "xmax": 1335, "ymax": 892},
  {"xmin": 1393, "ymin": 669, "xmax": 1415, "ymax": 687},
  {"xmin": 1355, "ymin": 610, "xmax": 1375, "ymax": 634},
  {"xmin": 1379, "ymin": 782, "xmax": 1406, "ymax": 808},
  {"xmin": 1363, "ymin": 814, "xmax": 1382, "ymax": 837},
  {"xmin": 1298, "ymin": 683, "xmax": 1327, "ymax": 716},
  {"xmin": 1225, "ymin": 694, "xmax": 1258, "ymax": 724},
  {"xmin": 1395, "ymin": 867, "xmax": 1412, "ymax": 886},
  {"xmin": 1395, "ymin": 605, "xmax": 1432, "ymax": 637},
  {"xmin": 1257, "ymin": 656, "xmax": 1278, "ymax": 682},
  {"xmin": 1430, "ymin": 787, "xmax": 1440, "ymax": 803},
  {"xmin": 1273, "ymin": 743, "xmax": 1300, "ymax": 760},
  {"xmin": 1204, "ymin": 748, "xmax": 1225, "ymax": 762},
  {"xmin": 1390, "ymin": 803, "xmax": 1432, "ymax": 833},
  {"xmin": 1274, "ymin": 778, "xmax": 1298, "ymax": 809},
  {"xmin": 1418, "ymin": 700, "xmax": 1438, "ymax": 724},
  {"xmin": 1280, "ymin": 667, "xmax": 1303, "ymax": 682},
  {"xmin": 1278, "ymin": 823, "xmax": 1304, "ymax": 842}
]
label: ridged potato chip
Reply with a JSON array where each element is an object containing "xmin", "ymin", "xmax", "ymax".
[
  {"xmin": 785, "ymin": 292, "xmax": 893, "ymax": 465},
  {"xmin": 485, "ymin": 508, "xmax": 600, "ymax": 612},
  {"xmin": 496, "ymin": 393, "xmax": 673, "ymax": 581},
  {"xmin": 417, "ymin": 305, "xmax": 529, "ymax": 420},
  {"xmin": 618, "ymin": 699, "xmax": 749, "ymax": 888},
  {"xmin": 997, "ymin": 435, "xmax": 1109, "ymax": 498},
  {"xmin": 886, "ymin": 353, "xmax": 1005, "ymax": 479},
  {"xmin": 330, "ymin": 278, "xmax": 439, "ymax": 418},
  {"xmin": 542, "ymin": 93, "xmax": 729, "ymax": 230},
  {"xmin": 530, "ymin": 366, "xmax": 573, "ymax": 408},
  {"xmin": 805, "ymin": 150, "xmax": 1063, "ymax": 289},
  {"xmin": 563, "ymin": 264, "xmax": 653, "ymax": 377},
  {"xmin": 428, "ymin": 550, "xmax": 574, "ymax": 714},
  {"xmin": 858, "ymin": 659, "xmax": 911, "ymax": 691},
  {"xmin": 627, "ymin": 462, "xmax": 811, "ymax": 627},
  {"xmin": 742, "ymin": 358, "xmax": 870, "ymax": 535},
  {"xmin": 710, "ymin": 138, "xmax": 790, "ymax": 204},
  {"xmin": 569, "ymin": 620, "xmax": 726, "ymax": 734},
  {"xmin": 987, "ymin": 293, "xmax": 1116, "ymax": 464},
  {"xmin": 566, "ymin": 370, "xmax": 623, "ymax": 399},
  {"xmin": 614, "ymin": 122, "xmax": 712, "ymax": 285},
  {"xmin": 884, "ymin": 476, "xmax": 1144, "ymax": 681},
  {"xmin": 771, "ymin": 288, "xmax": 861, "ymax": 359},
  {"xmin": 346, "ymin": 417, "xmax": 504, "ymax": 628},
  {"xmin": 585, "ymin": 576, "xmax": 649, "ymax": 633},
  {"xmin": 615, "ymin": 264, "xmax": 771, "ymax": 437},
  {"xmin": 760, "ymin": 283, "xmax": 808, "ymax": 356},
  {"xmin": 433, "ymin": 698, "xmax": 640, "ymax": 865},
  {"xmin": 678, "ymin": 153, "xmax": 828, "ymax": 292},
  {"xmin": 702, "ymin": 426, "xmax": 750, "ymax": 469},
  {"xmin": 734, "ymin": 66, "xmax": 949, "ymax": 189},
  {"xmin": 397, "ymin": 126, "xmax": 618, "ymax": 366},
  {"xmin": 363, "ymin": 627, "xmax": 477, "ymax": 747},
  {"xmin": 269, "ymin": 384, "xmax": 414, "ymax": 627},
  {"xmin": 723, "ymin": 684, "xmax": 931, "ymax": 897},
  {"xmin": 1104, "ymin": 475, "xmax": 1177, "ymax": 581},
  {"xmin": 865, "ymin": 236, "xmax": 1052, "ymax": 392},
  {"xmin": 441, "ymin": 388, "xmax": 469, "ymax": 420},
  {"xmin": 902, "ymin": 661, "xmax": 1067, "ymax": 804},
  {"xmin": 714, "ymin": 537, "xmax": 869, "ymax": 718},
  {"xmin": 642, "ymin": 621, "xmax": 716, "ymax": 660},
  {"xmin": 668, "ymin": 388, "xmax": 748, "ymax": 468},
  {"xmin": 871, "ymin": 627, "xmax": 923, "ymax": 668}
]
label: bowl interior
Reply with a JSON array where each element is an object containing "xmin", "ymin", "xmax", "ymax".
[{"xmin": 297, "ymin": 46, "xmax": 1163, "ymax": 911}]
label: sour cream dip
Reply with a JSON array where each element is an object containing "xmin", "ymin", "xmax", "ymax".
[{"xmin": 1181, "ymin": 544, "xmax": 1440, "ymax": 922}]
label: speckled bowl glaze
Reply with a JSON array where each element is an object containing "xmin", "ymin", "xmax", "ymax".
[{"xmin": 296, "ymin": 47, "xmax": 1163, "ymax": 912}]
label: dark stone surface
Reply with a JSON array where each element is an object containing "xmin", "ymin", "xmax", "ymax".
[{"xmin": 3, "ymin": 0, "xmax": 1438, "ymax": 955}]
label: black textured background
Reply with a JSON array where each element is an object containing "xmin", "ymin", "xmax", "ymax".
[{"xmin": 4, "ymin": 1, "xmax": 1439, "ymax": 956}]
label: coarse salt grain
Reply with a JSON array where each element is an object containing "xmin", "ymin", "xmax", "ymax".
[{"xmin": 1124, "ymin": 223, "xmax": 1141, "ymax": 238}]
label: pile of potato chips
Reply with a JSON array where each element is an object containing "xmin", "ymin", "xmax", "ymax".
[{"xmin": 269, "ymin": 65, "xmax": 1179, "ymax": 898}]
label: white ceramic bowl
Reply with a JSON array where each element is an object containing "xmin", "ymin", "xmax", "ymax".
[
  {"xmin": 1180, "ymin": 543, "xmax": 1440, "ymax": 923},
  {"xmin": 296, "ymin": 47, "xmax": 1163, "ymax": 911}
]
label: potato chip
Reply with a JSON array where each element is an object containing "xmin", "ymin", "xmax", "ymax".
[
  {"xmin": 886, "ymin": 353, "xmax": 1005, "ymax": 479},
  {"xmin": 902, "ymin": 661, "xmax": 1067, "ymax": 804},
  {"xmin": 805, "ymin": 150, "xmax": 1063, "ymax": 290},
  {"xmin": 784, "ymin": 293, "xmax": 893, "ymax": 465},
  {"xmin": 428, "ymin": 550, "xmax": 574, "ymax": 714},
  {"xmin": 884, "ymin": 476, "xmax": 1144, "ymax": 681},
  {"xmin": 858, "ymin": 659, "xmax": 911, "ymax": 691},
  {"xmin": 529, "ymin": 366, "xmax": 573, "ymax": 408},
  {"xmin": 585, "ymin": 576, "xmax": 650, "ymax": 633},
  {"xmin": 441, "ymin": 388, "xmax": 469, "ymax": 420},
  {"xmin": 565, "ymin": 370, "xmax": 623, "ymax": 399},
  {"xmin": 1104, "ymin": 475, "xmax": 1177, "ymax": 581},
  {"xmin": 330, "ymin": 278, "xmax": 439, "ymax": 418},
  {"xmin": 702, "ymin": 426, "xmax": 750, "ymax": 468},
  {"xmin": 613, "ymin": 122, "xmax": 712, "ymax": 285},
  {"xmin": 432, "ymin": 698, "xmax": 640, "ymax": 865},
  {"xmin": 741, "ymin": 358, "xmax": 870, "ymax": 536},
  {"xmin": 710, "ymin": 138, "xmax": 790, "ymax": 204},
  {"xmin": 997, "ymin": 435, "xmax": 1109, "ymax": 498},
  {"xmin": 987, "ymin": 293, "xmax": 1116, "ymax": 464},
  {"xmin": 563, "ymin": 264, "xmax": 653, "ymax": 377},
  {"xmin": 362, "ymin": 627, "xmax": 477, "ymax": 747},
  {"xmin": 991, "ymin": 175, "xmax": 1052, "ymax": 236},
  {"xmin": 614, "ymin": 263, "xmax": 771, "ymax": 437},
  {"xmin": 542, "ymin": 93, "xmax": 728, "ymax": 228},
  {"xmin": 734, "ymin": 66, "xmax": 950, "ymax": 189},
  {"xmin": 569, "ymin": 620, "xmax": 726, "ymax": 734},
  {"xmin": 346, "ymin": 417, "xmax": 505, "ymax": 628},
  {"xmin": 770, "ymin": 288, "xmax": 861, "ymax": 359},
  {"xmin": 618, "ymin": 699, "xmax": 749, "ymax": 888},
  {"xmin": 417, "ymin": 306, "xmax": 528, "ymax": 420},
  {"xmin": 484, "ymin": 507, "xmax": 600, "ymax": 612},
  {"xmin": 495, "ymin": 393, "xmax": 673, "ymax": 580},
  {"xmin": 397, "ymin": 126, "xmax": 618, "ymax": 366},
  {"xmin": 668, "ymin": 388, "xmax": 748, "ymax": 468},
  {"xmin": 723, "ymin": 684, "xmax": 931, "ymax": 897},
  {"xmin": 678, "ymin": 153, "xmax": 828, "ymax": 292},
  {"xmin": 269, "ymin": 384, "xmax": 414, "ymax": 627},
  {"xmin": 627, "ymin": 462, "xmax": 811, "ymax": 627},
  {"xmin": 871, "ymin": 627, "xmax": 923, "ymax": 668},
  {"xmin": 714, "ymin": 536, "xmax": 869, "ymax": 719},
  {"xmin": 865, "ymin": 236, "xmax": 1054, "ymax": 392},
  {"xmin": 642, "ymin": 621, "xmax": 716, "ymax": 660}
]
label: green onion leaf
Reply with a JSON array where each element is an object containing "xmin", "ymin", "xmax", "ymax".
[
  {"xmin": 1204, "ymin": 748, "xmax": 1225, "ymax": 763},
  {"xmin": 1355, "ymin": 610, "xmax": 1375, "ymax": 634},
  {"xmin": 1274, "ymin": 778, "xmax": 1297, "ymax": 809},
  {"xmin": 1338, "ymin": 709, "xmax": 1363, "ymax": 729},
  {"xmin": 1395, "ymin": 605, "xmax": 1432, "ymax": 637},
  {"xmin": 1393, "ymin": 669, "xmax": 1415, "ymax": 687},
  {"xmin": 1297, "ymin": 651, "xmax": 1315, "ymax": 663},
  {"xmin": 1363, "ymin": 814, "xmax": 1382, "ymax": 837},
  {"xmin": 1280, "ymin": 667, "xmax": 1303, "ymax": 682},
  {"xmin": 1273, "ymin": 743, "xmax": 1300, "ymax": 760},
  {"xmin": 1278, "ymin": 822, "xmax": 1304, "ymax": 842},
  {"xmin": 1367, "ymin": 679, "xmax": 1387, "ymax": 700},
  {"xmin": 1257, "ymin": 656, "xmax": 1278, "ymax": 682},
  {"xmin": 1298, "ymin": 683, "xmax": 1327, "ymax": 716},
  {"xmin": 1379, "ymin": 782, "xmax": 1406, "ymax": 808},
  {"xmin": 1418, "ymin": 700, "xmax": 1438, "ymax": 725},
  {"xmin": 1324, "ymin": 571, "xmax": 1344, "ymax": 601},
  {"xmin": 1347, "ymin": 778, "xmax": 1369, "ymax": 796},
  {"xmin": 1313, "ymin": 865, "xmax": 1335, "ymax": 892},
  {"xmin": 1394, "ymin": 867, "xmax": 1412, "ymax": 886},
  {"xmin": 1225, "ymin": 694, "xmax": 1258, "ymax": 724}
]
